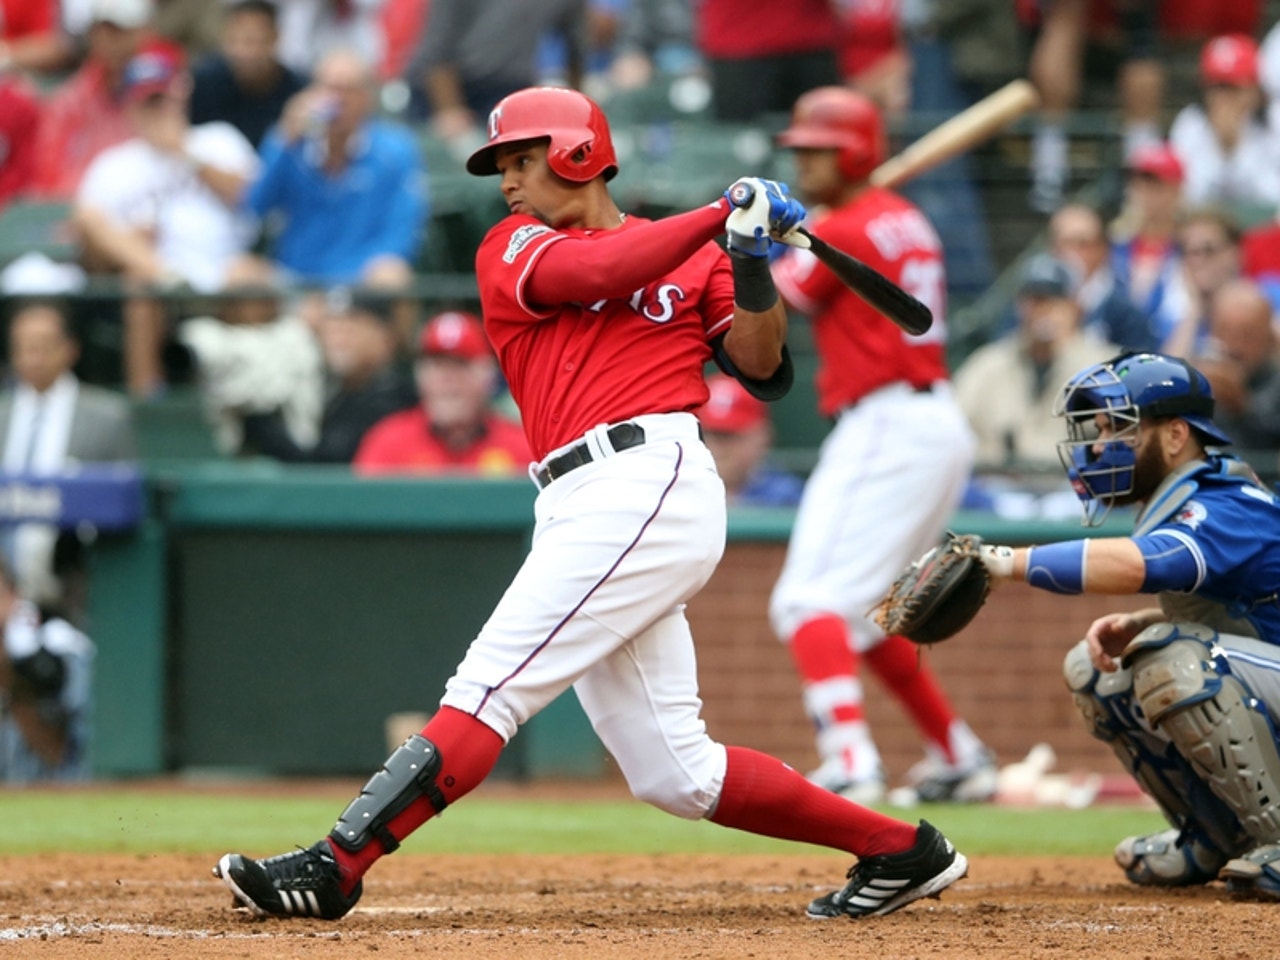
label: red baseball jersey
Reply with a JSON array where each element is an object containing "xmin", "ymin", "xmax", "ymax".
[
  {"xmin": 697, "ymin": 0, "xmax": 840, "ymax": 59},
  {"xmin": 475, "ymin": 215, "xmax": 736, "ymax": 460},
  {"xmin": 352, "ymin": 408, "xmax": 532, "ymax": 476},
  {"xmin": 772, "ymin": 187, "xmax": 949, "ymax": 417}
]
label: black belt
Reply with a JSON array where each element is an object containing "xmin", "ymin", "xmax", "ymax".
[{"xmin": 533, "ymin": 422, "xmax": 647, "ymax": 489}]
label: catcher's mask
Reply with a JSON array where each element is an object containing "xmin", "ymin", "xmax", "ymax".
[{"xmin": 1054, "ymin": 351, "xmax": 1232, "ymax": 526}]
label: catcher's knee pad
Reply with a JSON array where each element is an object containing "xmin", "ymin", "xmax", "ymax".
[
  {"xmin": 1128, "ymin": 626, "xmax": 1280, "ymax": 844},
  {"xmin": 329, "ymin": 734, "xmax": 448, "ymax": 854},
  {"xmin": 1063, "ymin": 639, "xmax": 1136, "ymax": 744},
  {"xmin": 1064, "ymin": 637, "xmax": 1247, "ymax": 856}
]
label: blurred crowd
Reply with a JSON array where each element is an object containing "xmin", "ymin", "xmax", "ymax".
[{"xmin": 0, "ymin": 1, "xmax": 1278, "ymax": 481}]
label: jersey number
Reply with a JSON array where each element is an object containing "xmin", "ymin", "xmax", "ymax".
[{"xmin": 899, "ymin": 259, "xmax": 946, "ymax": 344}]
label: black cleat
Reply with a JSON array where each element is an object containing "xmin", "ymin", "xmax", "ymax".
[
  {"xmin": 807, "ymin": 820, "xmax": 968, "ymax": 919},
  {"xmin": 213, "ymin": 839, "xmax": 361, "ymax": 920}
]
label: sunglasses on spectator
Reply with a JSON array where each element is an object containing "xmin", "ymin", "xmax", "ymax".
[{"xmin": 1178, "ymin": 242, "xmax": 1231, "ymax": 258}]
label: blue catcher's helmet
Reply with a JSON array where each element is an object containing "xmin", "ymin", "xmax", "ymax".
[{"xmin": 1053, "ymin": 352, "xmax": 1232, "ymax": 525}]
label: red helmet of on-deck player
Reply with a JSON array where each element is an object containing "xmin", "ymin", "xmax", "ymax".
[
  {"xmin": 466, "ymin": 86, "xmax": 619, "ymax": 183},
  {"xmin": 776, "ymin": 86, "xmax": 886, "ymax": 183}
]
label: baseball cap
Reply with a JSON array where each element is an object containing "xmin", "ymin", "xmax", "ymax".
[
  {"xmin": 1125, "ymin": 143, "xmax": 1185, "ymax": 185},
  {"xmin": 1201, "ymin": 34, "xmax": 1258, "ymax": 87},
  {"xmin": 90, "ymin": 0, "xmax": 153, "ymax": 29},
  {"xmin": 418, "ymin": 311, "xmax": 491, "ymax": 359},
  {"xmin": 1017, "ymin": 254, "xmax": 1077, "ymax": 299},
  {"xmin": 122, "ymin": 51, "xmax": 182, "ymax": 104},
  {"xmin": 695, "ymin": 374, "xmax": 768, "ymax": 433}
]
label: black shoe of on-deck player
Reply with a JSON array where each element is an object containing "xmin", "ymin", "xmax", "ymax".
[
  {"xmin": 807, "ymin": 820, "xmax": 968, "ymax": 919},
  {"xmin": 213, "ymin": 838, "xmax": 361, "ymax": 919}
]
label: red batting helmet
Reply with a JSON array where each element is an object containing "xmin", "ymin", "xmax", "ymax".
[
  {"xmin": 466, "ymin": 86, "xmax": 618, "ymax": 182},
  {"xmin": 776, "ymin": 87, "xmax": 886, "ymax": 182}
]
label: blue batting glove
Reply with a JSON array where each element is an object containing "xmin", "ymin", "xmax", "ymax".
[{"xmin": 760, "ymin": 179, "xmax": 806, "ymax": 237}]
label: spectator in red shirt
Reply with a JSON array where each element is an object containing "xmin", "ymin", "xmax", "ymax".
[
  {"xmin": 28, "ymin": 0, "xmax": 180, "ymax": 199},
  {"xmin": 695, "ymin": 0, "xmax": 842, "ymax": 122},
  {"xmin": 353, "ymin": 311, "xmax": 531, "ymax": 476},
  {"xmin": 0, "ymin": 0, "xmax": 73, "ymax": 77},
  {"xmin": 0, "ymin": 77, "xmax": 40, "ymax": 209}
]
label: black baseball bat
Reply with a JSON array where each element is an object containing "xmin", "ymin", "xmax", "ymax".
[{"xmin": 793, "ymin": 227, "xmax": 933, "ymax": 336}]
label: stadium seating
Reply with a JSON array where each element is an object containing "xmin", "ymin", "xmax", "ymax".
[{"xmin": 0, "ymin": 199, "xmax": 77, "ymax": 269}]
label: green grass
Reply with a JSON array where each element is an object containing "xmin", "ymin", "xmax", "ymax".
[{"xmin": 0, "ymin": 787, "xmax": 1167, "ymax": 857}]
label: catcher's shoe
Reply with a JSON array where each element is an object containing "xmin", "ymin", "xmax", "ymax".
[
  {"xmin": 807, "ymin": 820, "xmax": 968, "ymax": 919},
  {"xmin": 214, "ymin": 839, "xmax": 361, "ymax": 919},
  {"xmin": 1114, "ymin": 828, "xmax": 1227, "ymax": 887},
  {"xmin": 901, "ymin": 750, "xmax": 999, "ymax": 804},
  {"xmin": 1220, "ymin": 843, "xmax": 1280, "ymax": 899}
]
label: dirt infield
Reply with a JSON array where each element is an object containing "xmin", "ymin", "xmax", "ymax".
[{"xmin": 2, "ymin": 850, "xmax": 1268, "ymax": 958}]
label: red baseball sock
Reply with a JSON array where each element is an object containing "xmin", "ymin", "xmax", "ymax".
[
  {"xmin": 789, "ymin": 613, "xmax": 864, "ymax": 726},
  {"xmin": 709, "ymin": 745, "xmax": 916, "ymax": 857},
  {"xmin": 331, "ymin": 706, "xmax": 504, "ymax": 893},
  {"xmin": 790, "ymin": 613, "xmax": 857, "ymax": 683},
  {"xmin": 864, "ymin": 635, "xmax": 957, "ymax": 761}
]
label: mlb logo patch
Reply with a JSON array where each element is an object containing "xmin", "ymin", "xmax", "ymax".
[{"xmin": 1174, "ymin": 500, "xmax": 1207, "ymax": 530}]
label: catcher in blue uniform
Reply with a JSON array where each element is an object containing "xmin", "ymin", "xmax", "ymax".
[{"xmin": 881, "ymin": 351, "xmax": 1280, "ymax": 898}]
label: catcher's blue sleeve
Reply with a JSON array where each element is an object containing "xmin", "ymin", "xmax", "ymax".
[{"xmin": 1136, "ymin": 531, "xmax": 1203, "ymax": 593}]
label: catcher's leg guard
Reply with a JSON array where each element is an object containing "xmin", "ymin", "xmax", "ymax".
[
  {"xmin": 1063, "ymin": 639, "xmax": 1246, "ymax": 857},
  {"xmin": 329, "ymin": 734, "xmax": 448, "ymax": 854},
  {"xmin": 1127, "ymin": 623, "xmax": 1280, "ymax": 846}
]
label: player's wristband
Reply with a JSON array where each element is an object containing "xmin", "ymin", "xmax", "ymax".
[
  {"xmin": 1025, "ymin": 541, "xmax": 1087, "ymax": 594},
  {"xmin": 729, "ymin": 250, "xmax": 778, "ymax": 312}
]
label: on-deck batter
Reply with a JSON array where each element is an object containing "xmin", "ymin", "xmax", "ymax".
[
  {"xmin": 211, "ymin": 86, "xmax": 969, "ymax": 922},
  {"xmin": 769, "ymin": 86, "xmax": 996, "ymax": 804}
]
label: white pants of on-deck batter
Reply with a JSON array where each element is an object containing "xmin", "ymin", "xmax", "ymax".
[
  {"xmin": 440, "ymin": 412, "xmax": 730, "ymax": 820},
  {"xmin": 769, "ymin": 382, "xmax": 977, "ymax": 648}
]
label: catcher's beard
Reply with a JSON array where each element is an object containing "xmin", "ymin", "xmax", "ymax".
[{"xmin": 1103, "ymin": 431, "xmax": 1166, "ymax": 509}]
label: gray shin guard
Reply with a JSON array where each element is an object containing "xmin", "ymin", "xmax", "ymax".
[
  {"xmin": 329, "ymin": 734, "xmax": 448, "ymax": 854},
  {"xmin": 1129, "ymin": 625, "xmax": 1280, "ymax": 845},
  {"xmin": 1064, "ymin": 639, "xmax": 1246, "ymax": 854}
]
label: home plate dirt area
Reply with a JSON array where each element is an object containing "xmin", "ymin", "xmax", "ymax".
[{"xmin": 0, "ymin": 852, "xmax": 1267, "ymax": 959}]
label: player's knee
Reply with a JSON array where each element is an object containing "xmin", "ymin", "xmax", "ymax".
[
  {"xmin": 1063, "ymin": 638, "xmax": 1135, "ymax": 743},
  {"xmin": 622, "ymin": 742, "xmax": 726, "ymax": 820},
  {"xmin": 1124, "ymin": 623, "xmax": 1220, "ymax": 727}
]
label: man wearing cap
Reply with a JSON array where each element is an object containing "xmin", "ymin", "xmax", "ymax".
[
  {"xmin": 693, "ymin": 373, "xmax": 801, "ymax": 508},
  {"xmin": 353, "ymin": 311, "xmax": 531, "ymax": 476},
  {"xmin": 30, "ymin": 0, "xmax": 183, "ymax": 199},
  {"xmin": 954, "ymin": 253, "xmax": 1118, "ymax": 470},
  {"xmin": 1169, "ymin": 34, "xmax": 1279, "ymax": 211},
  {"xmin": 240, "ymin": 288, "xmax": 417, "ymax": 463},
  {"xmin": 72, "ymin": 49, "xmax": 260, "ymax": 396},
  {"xmin": 1112, "ymin": 143, "xmax": 1186, "ymax": 336}
]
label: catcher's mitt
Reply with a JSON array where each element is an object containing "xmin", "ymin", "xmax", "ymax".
[{"xmin": 873, "ymin": 532, "xmax": 991, "ymax": 645}]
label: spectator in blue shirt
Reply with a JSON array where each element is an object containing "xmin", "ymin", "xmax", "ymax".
[
  {"xmin": 695, "ymin": 373, "xmax": 803, "ymax": 508},
  {"xmin": 231, "ymin": 48, "xmax": 428, "ymax": 292}
]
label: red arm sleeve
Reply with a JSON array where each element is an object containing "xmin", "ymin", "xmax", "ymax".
[{"xmin": 525, "ymin": 199, "xmax": 729, "ymax": 306}]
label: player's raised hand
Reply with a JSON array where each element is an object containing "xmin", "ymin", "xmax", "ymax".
[{"xmin": 724, "ymin": 178, "xmax": 806, "ymax": 258}]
